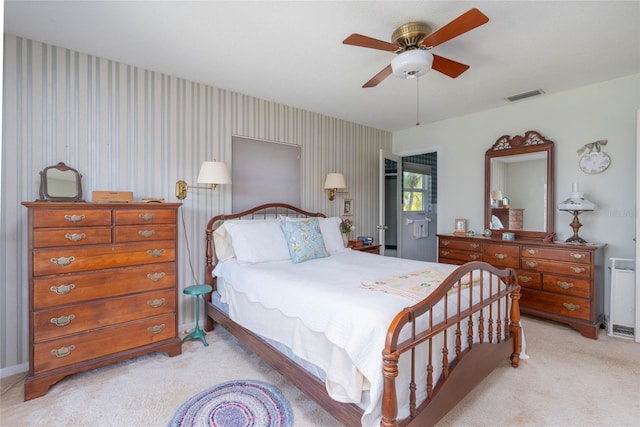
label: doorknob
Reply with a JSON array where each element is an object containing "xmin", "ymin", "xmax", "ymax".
[{"xmin": 377, "ymin": 225, "xmax": 389, "ymax": 230}]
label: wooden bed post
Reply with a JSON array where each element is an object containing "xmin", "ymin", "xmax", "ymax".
[
  {"xmin": 381, "ymin": 349, "xmax": 400, "ymax": 427},
  {"xmin": 204, "ymin": 228, "xmax": 215, "ymax": 332},
  {"xmin": 509, "ymin": 285, "xmax": 522, "ymax": 368}
]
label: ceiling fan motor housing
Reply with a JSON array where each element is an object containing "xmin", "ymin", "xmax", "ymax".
[
  {"xmin": 391, "ymin": 22, "xmax": 432, "ymax": 50},
  {"xmin": 390, "ymin": 22, "xmax": 434, "ymax": 79}
]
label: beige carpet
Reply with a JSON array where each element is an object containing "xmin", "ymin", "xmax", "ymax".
[{"xmin": 1, "ymin": 316, "xmax": 639, "ymax": 427}]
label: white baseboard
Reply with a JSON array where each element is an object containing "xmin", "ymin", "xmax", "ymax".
[
  {"xmin": 1, "ymin": 322, "xmax": 201, "ymax": 380},
  {"xmin": 1, "ymin": 362, "xmax": 28, "ymax": 379}
]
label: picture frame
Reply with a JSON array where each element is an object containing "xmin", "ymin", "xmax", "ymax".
[
  {"xmin": 342, "ymin": 199, "xmax": 353, "ymax": 216},
  {"xmin": 454, "ymin": 218, "xmax": 467, "ymax": 235}
]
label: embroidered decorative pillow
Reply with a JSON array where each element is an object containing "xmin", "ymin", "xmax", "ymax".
[
  {"xmin": 279, "ymin": 218, "xmax": 329, "ymax": 263},
  {"xmin": 282, "ymin": 216, "xmax": 346, "ymax": 254}
]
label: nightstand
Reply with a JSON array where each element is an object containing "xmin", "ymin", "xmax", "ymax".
[{"xmin": 348, "ymin": 241, "xmax": 381, "ymax": 255}]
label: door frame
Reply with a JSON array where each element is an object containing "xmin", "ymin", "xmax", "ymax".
[{"xmin": 380, "ymin": 150, "xmax": 402, "ymax": 257}]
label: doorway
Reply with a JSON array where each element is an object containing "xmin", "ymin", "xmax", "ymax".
[
  {"xmin": 400, "ymin": 153, "xmax": 437, "ymax": 262},
  {"xmin": 380, "ymin": 150, "xmax": 438, "ymax": 261}
]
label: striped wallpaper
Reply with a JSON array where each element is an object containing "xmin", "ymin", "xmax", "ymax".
[{"xmin": 0, "ymin": 34, "xmax": 391, "ymax": 372}]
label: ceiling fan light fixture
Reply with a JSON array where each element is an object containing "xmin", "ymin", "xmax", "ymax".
[{"xmin": 391, "ymin": 50, "xmax": 433, "ymax": 79}]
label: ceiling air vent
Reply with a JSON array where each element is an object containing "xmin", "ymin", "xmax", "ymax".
[{"xmin": 506, "ymin": 88, "xmax": 545, "ymax": 102}]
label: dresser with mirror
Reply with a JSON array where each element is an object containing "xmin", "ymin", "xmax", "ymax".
[{"xmin": 438, "ymin": 131, "xmax": 605, "ymax": 339}]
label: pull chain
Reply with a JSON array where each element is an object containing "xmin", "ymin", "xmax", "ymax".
[{"xmin": 416, "ymin": 76, "xmax": 420, "ymax": 126}]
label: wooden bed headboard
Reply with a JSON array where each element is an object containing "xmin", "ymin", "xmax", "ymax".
[{"xmin": 204, "ymin": 203, "xmax": 325, "ymax": 288}]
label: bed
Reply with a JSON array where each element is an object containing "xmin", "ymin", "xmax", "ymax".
[{"xmin": 202, "ymin": 203, "xmax": 521, "ymax": 427}]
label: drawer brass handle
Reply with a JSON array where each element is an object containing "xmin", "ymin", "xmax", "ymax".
[
  {"xmin": 470, "ymin": 243, "xmax": 480, "ymax": 249},
  {"xmin": 527, "ymin": 249, "xmax": 538, "ymax": 255},
  {"xmin": 138, "ymin": 230, "xmax": 155, "ymax": 238},
  {"xmin": 65, "ymin": 233, "xmax": 86, "ymax": 242},
  {"xmin": 557, "ymin": 281, "xmax": 574, "ymax": 290},
  {"xmin": 570, "ymin": 267, "xmax": 586, "ymax": 274},
  {"xmin": 441, "ymin": 241, "xmax": 450, "ymax": 246},
  {"xmin": 526, "ymin": 261, "xmax": 538, "ymax": 268},
  {"xmin": 139, "ymin": 213, "xmax": 155, "ymax": 221},
  {"xmin": 64, "ymin": 214, "xmax": 85, "ymax": 223},
  {"xmin": 147, "ymin": 272, "xmax": 166, "ymax": 282},
  {"xmin": 147, "ymin": 298, "xmax": 166, "ymax": 308},
  {"xmin": 494, "ymin": 253, "xmax": 508, "ymax": 260},
  {"xmin": 563, "ymin": 302, "xmax": 581, "ymax": 311},
  {"xmin": 50, "ymin": 314, "xmax": 75, "ymax": 327},
  {"xmin": 148, "ymin": 324, "xmax": 166, "ymax": 334},
  {"xmin": 518, "ymin": 276, "xmax": 532, "ymax": 283},
  {"xmin": 50, "ymin": 256, "xmax": 75, "ymax": 267},
  {"xmin": 147, "ymin": 249, "xmax": 165, "ymax": 258},
  {"xmin": 50, "ymin": 283, "xmax": 75, "ymax": 295},
  {"xmin": 440, "ymin": 250, "xmax": 450, "ymax": 256},
  {"xmin": 469, "ymin": 254, "xmax": 480, "ymax": 260},
  {"xmin": 51, "ymin": 345, "xmax": 75, "ymax": 358},
  {"xmin": 570, "ymin": 253, "xmax": 586, "ymax": 260}
]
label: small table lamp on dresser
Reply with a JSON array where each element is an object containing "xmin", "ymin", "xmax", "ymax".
[{"xmin": 558, "ymin": 184, "xmax": 596, "ymax": 244}]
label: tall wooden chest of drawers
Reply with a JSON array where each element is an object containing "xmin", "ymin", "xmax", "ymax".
[
  {"xmin": 22, "ymin": 202, "xmax": 183, "ymax": 400},
  {"xmin": 438, "ymin": 233, "xmax": 605, "ymax": 339}
]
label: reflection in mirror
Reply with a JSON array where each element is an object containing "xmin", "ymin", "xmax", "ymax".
[
  {"xmin": 39, "ymin": 162, "xmax": 84, "ymax": 201},
  {"xmin": 490, "ymin": 152, "xmax": 547, "ymax": 231},
  {"xmin": 485, "ymin": 131, "xmax": 554, "ymax": 239}
]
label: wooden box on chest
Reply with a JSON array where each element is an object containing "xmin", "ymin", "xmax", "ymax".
[
  {"xmin": 22, "ymin": 202, "xmax": 183, "ymax": 400},
  {"xmin": 438, "ymin": 233, "xmax": 605, "ymax": 339}
]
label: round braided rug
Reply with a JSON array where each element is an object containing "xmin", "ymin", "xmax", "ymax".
[{"xmin": 168, "ymin": 380, "xmax": 293, "ymax": 427}]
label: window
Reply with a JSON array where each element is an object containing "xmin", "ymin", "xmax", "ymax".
[{"xmin": 403, "ymin": 171, "xmax": 429, "ymax": 212}]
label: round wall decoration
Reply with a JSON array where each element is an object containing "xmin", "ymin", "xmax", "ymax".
[
  {"xmin": 577, "ymin": 139, "xmax": 610, "ymax": 174},
  {"xmin": 579, "ymin": 151, "xmax": 611, "ymax": 174}
]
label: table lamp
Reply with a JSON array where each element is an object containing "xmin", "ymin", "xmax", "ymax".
[{"xmin": 557, "ymin": 183, "xmax": 596, "ymax": 244}]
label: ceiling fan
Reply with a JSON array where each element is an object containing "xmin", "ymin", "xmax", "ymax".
[{"xmin": 343, "ymin": 8, "xmax": 489, "ymax": 88}]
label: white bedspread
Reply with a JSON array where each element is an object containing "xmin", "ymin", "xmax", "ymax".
[{"xmin": 214, "ymin": 249, "xmax": 514, "ymax": 426}]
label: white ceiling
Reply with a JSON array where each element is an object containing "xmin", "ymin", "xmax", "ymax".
[{"xmin": 4, "ymin": 1, "xmax": 640, "ymax": 132}]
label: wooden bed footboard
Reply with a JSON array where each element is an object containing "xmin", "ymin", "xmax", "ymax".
[
  {"xmin": 201, "ymin": 204, "xmax": 521, "ymax": 427},
  {"xmin": 381, "ymin": 261, "xmax": 521, "ymax": 427}
]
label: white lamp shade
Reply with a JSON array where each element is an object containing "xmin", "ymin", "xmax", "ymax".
[
  {"xmin": 324, "ymin": 173, "xmax": 346, "ymax": 189},
  {"xmin": 491, "ymin": 190, "xmax": 503, "ymax": 201},
  {"xmin": 391, "ymin": 50, "xmax": 433, "ymax": 79},
  {"xmin": 558, "ymin": 192, "xmax": 596, "ymax": 211},
  {"xmin": 197, "ymin": 161, "xmax": 231, "ymax": 185}
]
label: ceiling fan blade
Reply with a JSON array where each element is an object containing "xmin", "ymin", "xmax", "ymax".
[
  {"xmin": 421, "ymin": 8, "xmax": 489, "ymax": 48},
  {"xmin": 432, "ymin": 54, "xmax": 470, "ymax": 78},
  {"xmin": 363, "ymin": 64, "xmax": 392, "ymax": 88},
  {"xmin": 343, "ymin": 34, "xmax": 399, "ymax": 52}
]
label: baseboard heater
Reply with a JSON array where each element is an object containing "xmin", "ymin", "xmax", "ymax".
[{"xmin": 608, "ymin": 258, "xmax": 635, "ymax": 340}]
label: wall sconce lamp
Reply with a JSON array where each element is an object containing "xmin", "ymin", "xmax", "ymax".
[
  {"xmin": 323, "ymin": 173, "xmax": 347, "ymax": 201},
  {"xmin": 557, "ymin": 183, "xmax": 596, "ymax": 244},
  {"xmin": 175, "ymin": 161, "xmax": 231, "ymax": 200}
]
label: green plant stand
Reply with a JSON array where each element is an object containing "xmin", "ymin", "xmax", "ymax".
[{"xmin": 182, "ymin": 284, "xmax": 212, "ymax": 346}]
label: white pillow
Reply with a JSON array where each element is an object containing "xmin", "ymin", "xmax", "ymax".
[
  {"xmin": 224, "ymin": 220, "xmax": 291, "ymax": 264},
  {"xmin": 212, "ymin": 224, "xmax": 236, "ymax": 261},
  {"xmin": 318, "ymin": 217, "xmax": 347, "ymax": 254}
]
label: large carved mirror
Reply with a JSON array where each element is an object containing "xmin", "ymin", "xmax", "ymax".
[
  {"xmin": 38, "ymin": 162, "xmax": 84, "ymax": 202},
  {"xmin": 485, "ymin": 131, "xmax": 554, "ymax": 239}
]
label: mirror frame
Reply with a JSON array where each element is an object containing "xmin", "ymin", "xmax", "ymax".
[
  {"xmin": 38, "ymin": 162, "xmax": 84, "ymax": 202},
  {"xmin": 484, "ymin": 130, "xmax": 554, "ymax": 240}
]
